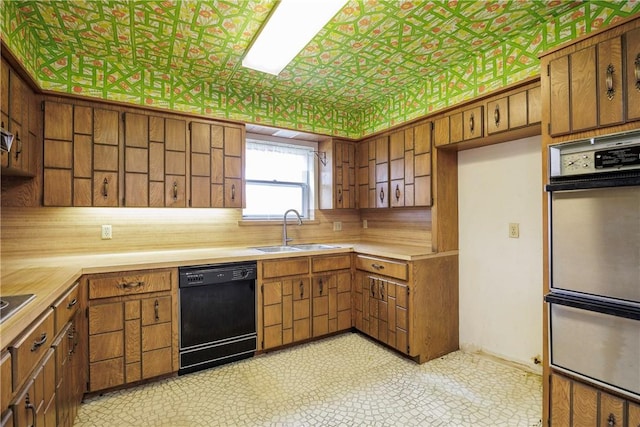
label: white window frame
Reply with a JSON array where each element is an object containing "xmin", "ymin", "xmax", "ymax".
[{"xmin": 243, "ymin": 134, "xmax": 317, "ymax": 220}]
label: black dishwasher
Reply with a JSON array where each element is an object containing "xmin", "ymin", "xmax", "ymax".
[{"xmin": 178, "ymin": 261, "xmax": 257, "ymax": 375}]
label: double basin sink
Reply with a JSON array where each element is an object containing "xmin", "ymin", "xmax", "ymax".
[{"xmin": 254, "ymin": 244, "xmax": 339, "ymax": 253}]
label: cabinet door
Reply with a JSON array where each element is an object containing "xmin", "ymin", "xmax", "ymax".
[
  {"xmin": 597, "ymin": 36, "xmax": 624, "ymax": 127},
  {"xmin": 335, "ymin": 272, "xmax": 351, "ymax": 331},
  {"xmin": 463, "ymin": 106, "xmax": 483, "ymax": 140},
  {"xmin": 508, "ymin": 90, "xmax": 528, "ymax": 129},
  {"xmin": 312, "ymin": 275, "xmax": 330, "ymax": 337},
  {"xmin": 224, "ymin": 126, "xmax": 243, "ymax": 208},
  {"xmin": 626, "ymin": 27, "xmax": 640, "ymax": 122},
  {"xmin": 124, "ymin": 113, "xmax": 149, "ymax": 207},
  {"xmin": 1, "ymin": 352, "xmax": 11, "ymax": 416},
  {"xmin": 353, "ymin": 272, "xmax": 364, "ymax": 331},
  {"xmin": 549, "ymin": 56, "xmax": 571, "ymax": 136},
  {"xmin": 527, "ymin": 85, "xmax": 542, "ymax": 125},
  {"xmin": 165, "ymin": 118, "xmax": 186, "ymax": 207},
  {"xmin": 487, "ymin": 97, "xmax": 509, "ymax": 134},
  {"xmin": 570, "ymin": 46, "xmax": 598, "ymax": 132},
  {"xmin": 190, "ymin": 122, "xmax": 211, "ymax": 207},
  {"xmin": 433, "ymin": 116, "xmax": 450, "ymax": 147},
  {"xmin": 43, "ymin": 102, "xmax": 73, "ymax": 206},
  {"xmin": 599, "ymin": 392, "xmax": 625, "ymax": 427},
  {"xmin": 262, "ymin": 280, "xmax": 283, "ymax": 349},
  {"xmin": 292, "ymin": 278, "xmax": 311, "ymax": 342},
  {"xmin": 628, "ymin": 401, "xmax": 640, "ymax": 427},
  {"xmin": 389, "ymin": 130, "xmax": 405, "ymax": 207},
  {"xmin": 356, "ymin": 140, "xmax": 370, "ymax": 208},
  {"xmin": 550, "ymin": 374, "xmax": 571, "ymax": 427},
  {"xmin": 571, "ymin": 381, "xmax": 598, "ymax": 426},
  {"xmin": 149, "ymin": 116, "xmax": 166, "ymax": 207},
  {"xmin": 413, "ymin": 122, "xmax": 431, "ymax": 207},
  {"xmin": 93, "ymin": 109, "xmax": 119, "ymax": 207},
  {"xmin": 374, "ymin": 136, "xmax": 389, "ymax": 208}
]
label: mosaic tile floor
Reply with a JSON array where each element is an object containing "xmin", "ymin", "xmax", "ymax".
[{"xmin": 75, "ymin": 333, "xmax": 542, "ymax": 427}]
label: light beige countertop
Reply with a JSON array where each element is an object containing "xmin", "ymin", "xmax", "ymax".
[{"xmin": 0, "ymin": 241, "xmax": 440, "ymax": 347}]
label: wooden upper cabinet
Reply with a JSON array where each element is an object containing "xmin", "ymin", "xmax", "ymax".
[
  {"xmin": 463, "ymin": 106, "xmax": 483, "ymax": 140},
  {"xmin": 544, "ymin": 18, "xmax": 640, "ymax": 136},
  {"xmin": 44, "ymin": 102, "xmax": 74, "ymax": 206},
  {"xmin": 597, "ymin": 36, "xmax": 624, "ymax": 127},
  {"xmin": 487, "ymin": 97, "xmax": 509, "ymax": 135},
  {"xmin": 189, "ymin": 121, "xmax": 245, "ymax": 208},
  {"xmin": 626, "ymin": 26, "xmax": 640, "ymax": 122},
  {"xmin": 318, "ymin": 139, "xmax": 356, "ymax": 209},
  {"xmin": 374, "ymin": 136, "xmax": 389, "ymax": 208},
  {"xmin": 356, "ymin": 140, "xmax": 370, "ymax": 208},
  {"xmin": 164, "ymin": 118, "xmax": 186, "ymax": 207},
  {"xmin": 124, "ymin": 113, "xmax": 150, "ymax": 207},
  {"xmin": 92, "ymin": 109, "xmax": 119, "ymax": 207},
  {"xmin": 433, "ymin": 116, "xmax": 450, "ymax": 147}
]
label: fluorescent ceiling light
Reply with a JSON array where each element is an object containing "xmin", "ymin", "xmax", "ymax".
[{"xmin": 242, "ymin": 0, "xmax": 347, "ymax": 76}]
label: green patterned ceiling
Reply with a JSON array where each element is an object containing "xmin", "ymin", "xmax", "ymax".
[{"xmin": 2, "ymin": 1, "xmax": 640, "ymax": 138}]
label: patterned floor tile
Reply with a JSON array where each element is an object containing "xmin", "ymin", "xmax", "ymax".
[{"xmin": 75, "ymin": 333, "xmax": 542, "ymax": 427}]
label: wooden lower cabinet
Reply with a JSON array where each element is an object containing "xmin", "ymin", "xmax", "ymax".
[
  {"xmin": 86, "ymin": 269, "xmax": 178, "ymax": 392},
  {"xmin": 550, "ymin": 372, "xmax": 639, "ymax": 427},
  {"xmin": 259, "ymin": 254, "xmax": 352, "ymax": 351},
  {"xmin": 11, "ymin": 348, "xmax": 56, "ymax": 427},
  {"xmin": 354, "ymin": 253, "xmax": 458, "ymax": 363}
]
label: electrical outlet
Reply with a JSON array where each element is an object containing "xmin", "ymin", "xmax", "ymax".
[
  {"xmin": 508, "ymin": 223, "xmax": 519, "ymax": 238},
  {"xmin": 333, "ymin": 221, "xmax": 342, "ymax": 231},
  {"xmin": 101, "ymin": 224, "xmax": 112, "ymax": 240},
  {"xmin": 362, "ymin": 219, "xmax": 368, "ymax": 229}
]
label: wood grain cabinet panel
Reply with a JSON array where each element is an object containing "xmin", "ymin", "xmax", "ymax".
[
  {"xmin": 629, "ymin": 401, "xmax": 640, "ymax": 427},
  {"xmin": 318, "ymin": 139, "xmax": 356, "ymax": 209},
  {"xmin": 433, "ymin": 116, "xmax": 450, "ymax": 147},
  {"xmin": 597, "ymin": 36, "xmax": 624, "ymax": 127},
  {"xmin": 626, "ymin": 27, "xmax": 640, "ymax": 122},
  {"xmin": 86, "ymin": 268, "xmax": 176, "ymax": 392},
  {"xmin": 487, "ymin": 97, "xmax": 509, "ymax": 134},
  {"xmin": 549, "ymin": 56, "xmax": 571, "ymax": 136},
  {"xmin": 570, "ymin": 46, "xmax": 598, "ymax": 133},
  {"xmin": 1, "ymin": 352, "xmax": 11, "ymax": 416}
]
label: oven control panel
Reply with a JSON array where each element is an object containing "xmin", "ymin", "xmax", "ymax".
[{"xmin": 550, "ymin": 131, "xmax": 640, "ymax": 177}]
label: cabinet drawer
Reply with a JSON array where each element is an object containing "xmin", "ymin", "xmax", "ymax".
[
  {"xmin": 52, "ymin": 282, "xmax": 80, "ymax": 335},
  {"xmin": 355, "ymin": 255, "xmax": 408, "ymax": 281},
  {"xmin": 88, "ymin": 270, "xmax": 172, "ymax": 299},
  {"xmin": 312, "ymin": 254, "xmax": 351, "ymax": 273},
  {"xmin": 262, "ymin": 258, "xmax": 309, "ymax": 279},
  {"xmin": 10, "ymin": 308, "xmax": 55, "ymax": 391}
]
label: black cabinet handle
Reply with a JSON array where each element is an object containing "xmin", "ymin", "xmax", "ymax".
[
  {"xmin": 494, "ymin": 105, "xmax": 500, "ymax": 126},
  {"xmin": 231, "ymin": 183, "xmax": 236, "ymax": 201},
  {"xmin": 371, "ymin": 263, "xmax": 385, "ymax": 270},
  {"xmin": 469, "ymin": 113, "xmax": 475, "ymax": 134},
  {"xmin": 14, "ymin": 131, "xmax": 21, "ymax": 160},
  {"xmin": 67, "ymin": 298, "xmax": 77, "ymax": 309},
  {"xmin": 31, "ymin": 332, "xmax": 47, "ymax": 352},
  {"xmin": 102, "ymin": 177, "xmax": 109, "ymax": 199},
  {"xmin": 370, "ymin": 279, "xmax": 375, "ymax": 297},
  {"xmin": 635, "ymin": 54, "xmax": 640, "ymax": 91},
  {"xmin": 319, "ymin": 279, "xmax": 323, "ymax": 295},
  {"xmin": 379, "ymin": 187, "xmax": 384, "ymax": 203},
  {"xmin": 121, "ymin": 281, "xmax": 144, "ymax": 289},
  {"xmin": 395, "ymin": 184, "xmax": 400, "ymax": 201},
  {"xmin": 607, "ymin": 413, "xmax": 616, "ymax": 426},
  {"xmin": 154, "ymin": 299, "xmax": 160, "ymax": 321},
  {"xmin": 25, "ymin": 393, "xmax": 36, "ymax": 427},
  {"xmin": 173, "ymin": 181, "xmax": 178, "ymax": 201},
  {"xmin": 299, "ymin": 281, "xmax": 304, "ymax": 299}
]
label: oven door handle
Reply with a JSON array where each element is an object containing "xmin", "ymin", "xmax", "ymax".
[
  {"xmin": 546, "ymin": 175, "xmax": 640, "ymax": 192},
  {"xmin": 545, "ymin": 293, "xmax": 640, "ymax": 321}
]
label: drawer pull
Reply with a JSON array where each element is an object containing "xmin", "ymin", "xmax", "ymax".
[
  {"xmin": 67, "ymin": 298, "xmax": 77, "ymax": 309},
  {"xmin": 299, "ymin": 281, "xmax": 304, "ymax": 299},
  {"xmin": 15, "ymin": 131, "xmax": 21, "ymax": 160},
  {"xmin": 635, "ymin": 53, "xmax": 640, "ymax": 91},
  {"xmin": 395, "ymin": 184, "xmax": 400, "ymax": 201},
  {"xmin": 379, "ymin": 187, "xmax": 385, "ymax": 203},
  {"xmin": 231, "ymin": 183, "xmax": 236, "ymax": 201},
  {"xmin": 319, "ymin": 279, "xmax": 323, "ymax": 295},
  {"xmin": 371, "ymin": 263, "xmax": 385, "ymax": 270},
  {"xmin": 338, "ymin": 188, "xmax": 342, "ymax": 203},
  {"xmin": 31, "ymin": 332, "xmax": 48, "ymax": 352},
  {"xmin": 120, "ymin": 281, "xmax": 144, "ymax": 289},
  {"xmin": 607, "ymin": 413, "xmax": 616, "ymax": 426},
  {"xmin": 469, "ymin": 112, "xmax": 475, "ymax": 134},
  {"xmin": 102, "ymin": 177, "xmax": 109, "ymax": 199},
  {"xmin": 25, "ymin": 393, "xmax": 36, "ymax": 427},
  {"xmin": 370, "ymin": 279, "xmax": 375, "ymax": 297},
  {"xmin": 380, "ymin": 282, "xmax": 385, "ymax": 300},
  {"xmin": 605, "ymin": 64, "xmax": 615, "ymax": 100},
  {"xmin": 494, "ymin": 104, "xmax": 500, "ymax": 126},
  {"xmin": 154, "ymin": 299, "xmax": 160, "ymax": 321},
  {"xmin": 173, "ymin": 181, "xmax": 178, "ymax": 201}
]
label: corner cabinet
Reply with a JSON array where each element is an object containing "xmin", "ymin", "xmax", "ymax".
[
  {"xmin": 353, "ymin": 252, "xmax": 458, "ymax": 364},
  {"xmin": 357, "ymin": 120, "xmax": 433, "ymax": 209},
  {"xmin": 318, "ymin": 139, "xmax": 357, "ymax": 209},
  {"xmin": 1, "ymin": 57, "xmax": 37, "ymax": 177},
  {"xmin": 85, "ymin": 268, "xmax": 178, "ymax": 392}
]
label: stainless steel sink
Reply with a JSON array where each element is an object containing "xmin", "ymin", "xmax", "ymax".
[
  {"xmin": 254, "ymin": 245, "xmax": 303, "ymax": 253},
  {"xmin": 0, "ymin": 294, "xmax": 35, "ymax": 324},
  {"xmin": 254, "ymin": 244, "xmax": 339, "ymax": 253},
  {"xmin": 291, "ymin": 244, "xmax": 339, "ymax": 250}
]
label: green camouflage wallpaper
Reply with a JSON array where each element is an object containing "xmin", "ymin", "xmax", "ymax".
[{"xmin": 2, "ymin": 1, "xmax": 640, "ymax": 138}]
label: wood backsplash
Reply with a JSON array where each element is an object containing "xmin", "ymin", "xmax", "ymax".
[{"xmin": 1, "ymin": 207, "xmax": 432, "ymax": 257}]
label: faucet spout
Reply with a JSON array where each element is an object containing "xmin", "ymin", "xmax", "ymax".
[{"xmin": 283, "ymin": 209, "xmax": 303, "ymax": 246}]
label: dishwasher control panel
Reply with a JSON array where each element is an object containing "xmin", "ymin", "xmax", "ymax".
[{"xmin": 179, "ymin": 262, "xmax": 257, "ymax": 287}]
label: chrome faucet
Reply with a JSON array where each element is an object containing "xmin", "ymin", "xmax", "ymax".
[{"xmin": 283, "ymin": 209, "xmax": 303, "ymax": 246}]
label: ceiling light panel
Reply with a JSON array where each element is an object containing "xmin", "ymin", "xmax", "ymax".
[{"xmin": 242, "ymin": 0, "xmax": 347, "ymax": 76}]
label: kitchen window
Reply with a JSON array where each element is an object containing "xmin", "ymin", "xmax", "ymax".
[{"xmin": 243, "ymin": 138, "xmax": 316, "ymax": 220}]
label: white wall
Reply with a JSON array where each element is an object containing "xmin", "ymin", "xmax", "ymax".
[{"xmin": 458, "ymin": 135, "xmax": 543, "ymax": 370}]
